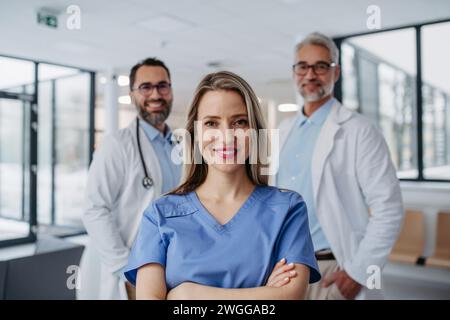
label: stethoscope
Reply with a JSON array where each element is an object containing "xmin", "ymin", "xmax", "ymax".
[{"xmin": 136, "ymin": 117, "xmax": 154, "ymax": 189}]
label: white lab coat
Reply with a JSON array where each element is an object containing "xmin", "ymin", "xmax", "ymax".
[
  {"xmin": 276, "ymin": 100, "xmax": 404, "ymax": 299},
  {"xmin": 77, "ymin": 119, "xmax": 165, "ymax": 300}
]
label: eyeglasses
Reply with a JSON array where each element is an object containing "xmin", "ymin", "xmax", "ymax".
[
  {"xmin": 292, "ymin": 61, "xmax": 336, "ymax": 76},
  {"xmin": 132, "ymin": 82, "xmax": 171, "ymax": 96}
]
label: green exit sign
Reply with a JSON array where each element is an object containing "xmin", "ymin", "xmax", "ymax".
[{"xmin": 37, "ymin": 11, "xmax": 58, "ymax": 28}]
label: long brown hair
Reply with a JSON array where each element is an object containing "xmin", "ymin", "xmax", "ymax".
[{"xmin": 170, "ymin": 71, "xmax": 269, "ymax": 194}]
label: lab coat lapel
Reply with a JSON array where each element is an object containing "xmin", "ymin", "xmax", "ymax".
[
  {"xmin": 311, "ymin": 101, "xmax": 352, "ymax": 204},
  {"xmin": 126, "ymin": 119, "xmax": 162, "ymax": 247}
]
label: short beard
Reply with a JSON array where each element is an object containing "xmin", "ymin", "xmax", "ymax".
[
  {"xmin": 300, "ymin": 81, "xmax": 334, "ymax": 103},
  {"xmin": 137, "ymin": 100, "xmax": 172, "ymax": 127}
]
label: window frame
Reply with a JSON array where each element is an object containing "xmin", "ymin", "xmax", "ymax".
[
  {"xmin": 0, "ymin": 54, "xmax": 95, "ymax": 248},
  {"xmin": 0, "ymin": 84, "xmax": 37, "ymax": 248},
  {"xmin": 334, "ymin": 18, "xmax": 450, "ymax": 183}
]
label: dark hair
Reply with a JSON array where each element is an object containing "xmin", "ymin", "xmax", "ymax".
[{"xmin": 129, "ymin": 57, "xmax": 171, "ymax": 90}]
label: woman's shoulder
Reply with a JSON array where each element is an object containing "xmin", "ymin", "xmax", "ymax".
[
  {"xmin": 146, "ymin": 192, "xmax": 198, "ymax": 218},
  {"xmin": 256, "ymin": 185, "xmax": 304, "ymax": 206},
  {"xmin": 256, "ymin": 186, "xmax": 307, "ymax": 220}
]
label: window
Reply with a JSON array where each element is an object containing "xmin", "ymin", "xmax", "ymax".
[
  {"xmin": 336, "ymin": 19, "xmax": 450, "ymax": 182},
  {"xmin": 421, "ymin": 22, "xmax": 450, "ymax": 180},
  {"xmin": 0, "ymin": 56, "xmax": 35, "ymax": 95},
  {"xmin": 38, "ymin": 65, "xmax": 92, "ymax": 227},
  {"xmin": 0, "ymin": 56, "xmax": 36, "ymax": 247},
  {"xmin": 0, "ymin": 55, "xmax": 95, "ymax": 247},
  {"xmin": 0, "ymin": 99, "xmax": 33, "ymax": 244}
]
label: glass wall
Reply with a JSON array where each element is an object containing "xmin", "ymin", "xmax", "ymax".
[
  {"xmin": 54, "ymin": 73, "xmax": 90, "ymax": 226},
  {"xmin": 37, "ymin": 65, "xmax": 92, "ymax": 227},
  {"xmin": 339, "ymin": 21, "xmax": 450, "ymax": 181},
  {"xmin": 0, "ymin": 56, "xmax": 35, "ymax": 245},
  {"xmin": 0, "ymin": 55, "xmax": 94, "ymax": 247},
  {"xmin": 0, "ymin": 99, "xmax": 25, "ymax": 220},
  {"xmin": 0, "ymin": 98, "xmax": 31, "ymax": 242},
  {"xmin": 421, "ymin": 22, "xmax": 450, "ymax": 180},
  {"xmin": 0, "ymin": 56, "xmax": 35, "ymax": 95}
]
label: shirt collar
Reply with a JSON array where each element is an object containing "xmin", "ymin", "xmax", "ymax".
[
  {"xmin": 139, "ymin": 117, "xmax": 172, "ymax": 143},
  {"xmin": 296, "ymin": 97, "xmax": 335, "ymax": 127}
]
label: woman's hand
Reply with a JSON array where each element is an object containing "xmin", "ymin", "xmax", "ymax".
[
  {"xmin": 166, "ymin": 258, "xmax": 300, "ymax": 300},
  {"xmin": 266, "ymin": 258, "xmax": 297, "ymax": 288},
  {"xmin": 166, "ymin": 262, "xmax": 308, "ymax": 300}
]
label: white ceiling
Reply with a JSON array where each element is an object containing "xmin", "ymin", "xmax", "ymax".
[{"xmin": 1, "ymin": 0, "xmax": 449, "ymax": 116}]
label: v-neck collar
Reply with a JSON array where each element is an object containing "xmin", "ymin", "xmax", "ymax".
[{"xmin": 188, "ymin": 185, "xmax": 261, "ymax": 233}]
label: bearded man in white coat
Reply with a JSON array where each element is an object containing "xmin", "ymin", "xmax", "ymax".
[
  {"xmin": 78, "ymin": 58, "xmax": 181, "ymax": 299},
  {"xmin": 276, "ymin": 33, "xmax": 404, "ymax": 300}
]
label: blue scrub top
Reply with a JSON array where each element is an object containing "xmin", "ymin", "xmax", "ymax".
[{"xmin": 124, "ymin": 185, "xmax": 321, "ymax": 289}]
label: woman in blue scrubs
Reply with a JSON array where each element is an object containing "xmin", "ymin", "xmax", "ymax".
[{"xmin": 125, "ymin": 71, "xmax": 320, "ymax": 299}]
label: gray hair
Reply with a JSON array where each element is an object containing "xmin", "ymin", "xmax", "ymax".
[{"xmin": 294, "ymin": 32, "xmax": 339, "ymax": 63}]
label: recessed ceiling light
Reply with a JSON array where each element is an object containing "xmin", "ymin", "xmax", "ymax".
[
  {"xmin": 118, "ymin": 96, "xmax": 131, "ymax": 104},
  {"xmin": 117, "ymin": 75, "xmax": 129, "ymax": 86},
  {"xmin": 278, "ymin": 103, "xmax": 299, "ymax": 112}
]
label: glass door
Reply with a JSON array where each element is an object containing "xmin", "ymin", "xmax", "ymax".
[{"xmin": 0, "ymin": 94, "xmax": 37, "ymax": 247}]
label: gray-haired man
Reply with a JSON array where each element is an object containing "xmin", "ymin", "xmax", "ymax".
[{"xmin": 277, "ymin": 32, "xmax": 404, "ymax": 299}]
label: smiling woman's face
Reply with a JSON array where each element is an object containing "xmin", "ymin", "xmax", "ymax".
[{"xmin": 196, "ymin": 90, "xmax": 250, "ymax": 174}]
